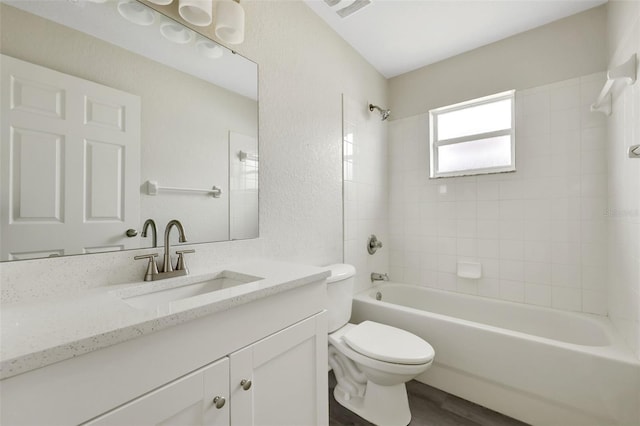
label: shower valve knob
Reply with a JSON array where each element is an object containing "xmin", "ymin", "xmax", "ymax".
[{"xmin": 367, "ymin": 234, "xmax": 383, "ymax": 255}]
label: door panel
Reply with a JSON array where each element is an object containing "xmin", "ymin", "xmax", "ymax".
[
  {"xmin": 10, "ymin": 127, "xmax": 64, "ymax": 222},
  {"xmin": 84, "ymin": 139, "xmax": 124, "ymax": 221}
]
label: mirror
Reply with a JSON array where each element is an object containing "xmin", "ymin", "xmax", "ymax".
[{"xmin": 0, "ymin": 0, "xmax": 259, "ymax": 261}]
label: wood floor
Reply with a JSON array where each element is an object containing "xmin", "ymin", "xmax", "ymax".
[{"xmin": 328, "ymin": 373, "xmax": 529, "ymax": 426}]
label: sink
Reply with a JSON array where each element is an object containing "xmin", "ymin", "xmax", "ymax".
[{"xmin": 122, "ymin": 271, "xmax": 263, "ymax": 310}]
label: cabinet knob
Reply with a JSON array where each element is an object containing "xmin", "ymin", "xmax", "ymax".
[
  {"xmin": 213, "ymin": 396, "xmax": 226, "ymax": 409},
  {"xmin": 240, "ymin": 379, "xmax": 252, "ymax": 391}
]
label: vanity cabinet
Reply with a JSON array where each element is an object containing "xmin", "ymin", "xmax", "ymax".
[
  {"xmin": 86, "ymin": 358, "xmax": 230, "ymax": 426},
  {"xmin": 84, "ymin": 313, "xmax": 327, "ymax": 426},
  {"xmin": 1, "ymin": 275, "xmax": 328, "ymax": 426}
]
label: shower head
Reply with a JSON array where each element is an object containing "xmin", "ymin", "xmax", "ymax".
[{"xmin": 369, "ymin": 103, "xmax": 391, "ymax": 121}]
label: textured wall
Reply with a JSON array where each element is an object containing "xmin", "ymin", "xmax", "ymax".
[
  {"xmin": 0, "ymin": 0, "xmax": 388, "ymax": 302},
  {"xmin": 606, "ymin": 0, "xmax": 640, "ymax": 358}
]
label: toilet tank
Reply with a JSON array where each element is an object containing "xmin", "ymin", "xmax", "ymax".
[{"xmin": 326, "ymin": 264, "xmax": 356, "ymax": 333}]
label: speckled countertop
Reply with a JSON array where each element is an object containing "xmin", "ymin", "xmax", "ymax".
[{"xmin": 0, "ymin": 260, "xmax": 330, "ymax": 380}]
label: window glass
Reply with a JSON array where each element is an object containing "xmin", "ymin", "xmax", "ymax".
[
  {"xmin": 429, "ymin": 90, "xmax": 515, "ymax": 178},
  {"xmin": 437, "ymin": 135, "xmax": 512, "ymax": 173},
  {"xmin": 437, "ymin": 99, "xmax": 512, "ymax": 140}
]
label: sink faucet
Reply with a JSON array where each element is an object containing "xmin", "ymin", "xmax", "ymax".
[
  {"xmin": 371, "ymin": 272, "xmax": 389, "ymax": 283},
  {"xmin": 163, "ymin": 219, "xmax": 186, "ymax": 272},
  {"xmin": 134, "ymin": 219, "xmax": 194, "ymax": 281},
  {"xmin": 141, "ymin": 219, "xmax": 157, "ymax": 248}
]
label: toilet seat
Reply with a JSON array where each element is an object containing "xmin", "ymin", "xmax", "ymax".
[
  {"xmin": 343, "ymin": 321, "xmax": 434, "ymax": 365},
  {"xmin": 329, "ymin": 322, "xmax": 434, "ymax": 377}
]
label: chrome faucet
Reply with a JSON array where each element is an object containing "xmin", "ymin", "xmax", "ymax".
[
  {"xmin": 134, "ymin": 219, "xmax": 194, "ymax": 281},
  {"xmin": 141, "ymin": 219, "xmax": 157, "ymax": 248},
  {"xmin": 163, "ymin": 219, "xmax": 186, "ymax": 272},
  {"xmin": 371, "ymin": 272, "xmax": 389, "ymax": 283}
]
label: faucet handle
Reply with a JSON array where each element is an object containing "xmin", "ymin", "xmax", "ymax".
[
  {"xmin": 175, "ymin": 249, "xmax": 195, "ymax": 254},
  {"xmin": 175, "ymin": 249, "xmax": 195, "ymax": 272},
  {"xmin": 367, "ymin": 234, "xmax": 383, "ymax": 255},
  {"xmin": 134, "ymin": 253, "xmax": 159, "ymax": 281},
  {"xmin": 134, "ymin": 253, "xmax": 159, "ymax": 260}
]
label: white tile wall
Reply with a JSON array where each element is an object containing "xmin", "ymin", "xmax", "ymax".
[
  {"xmin": 343, "ymin": 95, "xmax": 389, "ymax": 293},
  {"xmin": 606, "ymin": 3, "xmax": 640, "ymax": 357},
  {"xmin": 388, "ymin": 72, "xmax": 609, "ymax": 314}
]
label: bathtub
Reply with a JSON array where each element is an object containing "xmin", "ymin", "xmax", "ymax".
[{"xmin": 351, "ymin": 283, "xmax": 640, "ymax": 426}]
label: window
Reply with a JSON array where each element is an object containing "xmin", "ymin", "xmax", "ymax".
[{"xmin": 429, "ymin": 90, "xmax": 515, "ymax": 178}]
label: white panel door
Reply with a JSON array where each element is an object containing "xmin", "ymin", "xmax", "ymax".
[
  {"xmin": 85, "ymin": 357, "xmax": 230, "ymax": 426},
  {"xmin": 230, "ymin": 312, "xmax": 329, "ymax": 426},
  {"xmin": 0, "ymin": 54, "xmax": 140, "ymax": 260}
]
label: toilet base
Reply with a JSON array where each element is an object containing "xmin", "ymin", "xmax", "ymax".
[{"xmin": 333, "ymin": 380, "xmax": 411, "ymax": 426}]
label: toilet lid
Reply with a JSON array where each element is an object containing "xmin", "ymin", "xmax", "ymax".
[{"xmin": 343, "ymin": 321, "xmax": 434, "ymax": 365}]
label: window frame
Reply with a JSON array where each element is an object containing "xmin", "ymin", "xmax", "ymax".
[{"xmin": 429, "ymin": 90, "xmax": 516, "ymax": 178}]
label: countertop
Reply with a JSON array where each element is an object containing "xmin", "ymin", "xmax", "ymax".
[{"xmin": 0, "ymin": 260, "xmax": 330, "ymax": 380}]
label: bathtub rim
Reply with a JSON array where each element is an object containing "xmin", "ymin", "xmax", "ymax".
[{"xmin": 354, "ymin": 282, "xmax": 640, "ymax": 366}]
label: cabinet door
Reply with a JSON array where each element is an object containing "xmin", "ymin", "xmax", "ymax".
[
  {"xmin": 230, "ymin": 312, "xmax": 328, "ymax": 426},
  {"xmin": 84, "ymin": 357, "xmax": 229, "ymax": 426}
]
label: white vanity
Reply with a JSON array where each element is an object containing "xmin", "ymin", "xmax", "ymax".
[{"xmin": 0, "ymin": 260, "xmax": 330, "ymax": 425}]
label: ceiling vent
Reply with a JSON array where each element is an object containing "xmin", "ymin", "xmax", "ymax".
[{"xmin": 324, "ymin": 0, "xmax": 371, "ymax": 18}]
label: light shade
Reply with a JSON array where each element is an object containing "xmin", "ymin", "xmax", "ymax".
[
  {"xmin": 215, "ymin": 0, "xmax": 245, "ymax": 45},
  {"xmin": 147, "ymin": 0, "xmax": 173, "ymax": 5},
  {"xmin": 178, "ymin": 0, "xmax": 213, "ymax": 26}
]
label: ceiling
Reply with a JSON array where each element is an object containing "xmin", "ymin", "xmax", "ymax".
[{"xmin": 304, "ymin": 0, "xmax": 608, "ymax": 78}]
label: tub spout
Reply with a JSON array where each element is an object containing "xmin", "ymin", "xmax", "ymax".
[{"xmin": 371, "ymin": 272, "xmax": 389, "ymax": 282}]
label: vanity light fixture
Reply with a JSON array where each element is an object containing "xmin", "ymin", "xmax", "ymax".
[
  {"xmin": 215, "ymin": 0, "xmax": 245, "ymax": 45},
  {"xmin": 179, "ymin": 0, "xmax": 213, "ymax": 26},
  {"xmin": 144, "ymin": 0, "xmax": 245, "ymax": 45}
]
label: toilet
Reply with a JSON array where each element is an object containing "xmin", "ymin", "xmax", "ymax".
[{"xmin": 326, "ymin": 264, "xmax": 435, "ymax": 426}]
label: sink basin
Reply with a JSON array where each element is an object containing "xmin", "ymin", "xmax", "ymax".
[{"xmin": 122, "ymin": 271, "xmax": 263, "ymax": 310}]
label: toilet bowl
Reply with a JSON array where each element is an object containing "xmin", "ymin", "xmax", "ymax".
[{"xmin": 326, "ymin": 264, "xmax": 435, "ymax": 426}]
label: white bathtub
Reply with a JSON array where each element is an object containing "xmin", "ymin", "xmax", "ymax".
[{"xmin": 351, "ymin": 283, "xmax": 640, "ymax": 426}]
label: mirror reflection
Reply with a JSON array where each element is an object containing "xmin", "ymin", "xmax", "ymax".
[{"xmin": 0, "ymin": 0, "xmax": 259, "ymax": 261}]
